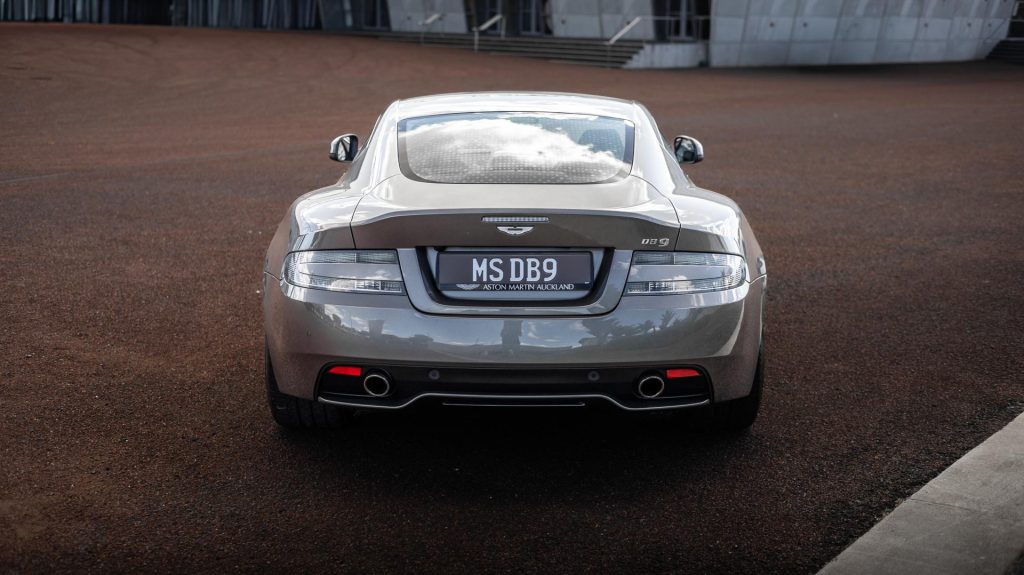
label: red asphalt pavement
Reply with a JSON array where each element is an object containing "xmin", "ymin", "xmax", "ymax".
[{"xmin": 1, "ymin": 23, "xmax": 1023, "ymax": 574}]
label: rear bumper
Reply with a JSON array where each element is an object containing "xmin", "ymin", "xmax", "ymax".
[
  {"xmin": 316, "ymin": 364, "xmax": 713, "ymax": 410},
  {"xmin": 263, "ymin": 273, "xmax": 766, "ymax": 409}
]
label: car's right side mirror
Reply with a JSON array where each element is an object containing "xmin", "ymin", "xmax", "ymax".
[
  {"xmin": 329, "ymin": 134, "xmax": 359, "ymax": 162},
  {"xmin": 674, "ymin": 135, "xmax": 704, "ymax": 164}
]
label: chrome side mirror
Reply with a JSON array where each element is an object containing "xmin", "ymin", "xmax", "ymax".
[
  {"xmin": 673, "ymin": 135, "xmax": 704, "ymax": 164},
  {"xmin": 329, "ymin": 134, "xmax": 359, "ymax": 162}
]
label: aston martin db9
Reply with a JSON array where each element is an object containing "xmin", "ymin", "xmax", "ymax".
[{"xmin": 263, "ymin": 92, "xmax": 766, "ymax": 430}]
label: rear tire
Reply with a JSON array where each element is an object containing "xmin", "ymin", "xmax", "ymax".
[
  {"xmin": 710, "ymin": 347, "xmax": 764, "ymax": 432},
  {"xmin": 265, "ymin": 343, "xmax": 351, "ymax": 429}
]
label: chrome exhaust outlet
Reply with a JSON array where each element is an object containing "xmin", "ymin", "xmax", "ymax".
[
  {"xmin": 363, "ymin": 373, "xmax": 392, "ymax": 397},
  {"xmin": 637, "ymin": 375, "xmax": 666, "ymax": 399}
]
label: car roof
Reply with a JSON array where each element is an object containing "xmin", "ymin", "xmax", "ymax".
[{"xmin": 393, "ymin": 92, "xmax": 641, "ymax": 122}]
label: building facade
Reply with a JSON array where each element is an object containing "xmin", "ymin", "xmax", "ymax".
[{"xmin": 2, "ymin": 0, "xmax": 1019, "ymax": 66}]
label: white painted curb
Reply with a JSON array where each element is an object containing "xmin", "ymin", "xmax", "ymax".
[{"xmin": 819, "ymin": 411, "xmax": 1024, "ymax": 575}]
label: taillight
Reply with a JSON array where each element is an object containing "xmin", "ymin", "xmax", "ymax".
[
  {"xmin": 624, "ymin": 252, "xmax": 745, "ymax": 295},
  {"xmin": 327, "ymin": 366, "xmax": 363, "ymax": 377},
  {"xmin": 282, "ymin": 250, "xmax": 405, "ymax": 295},
  {"xmin": 666, "ymin": 368, "xmax": 701, "ymax": 379}
]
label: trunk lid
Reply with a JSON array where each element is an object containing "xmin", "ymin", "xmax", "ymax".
[
  {"xmin": 349, "ymin": 175, "xmax": 680, "ymax": 249},
  {"xmin": 346, "ymin": 175, "xmax": 678, "ymax": 315}
]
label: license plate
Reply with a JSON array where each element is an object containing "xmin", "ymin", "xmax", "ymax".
[{"xmin": 437, "ymin": 252, "xmax": 593, "ymax": 292}]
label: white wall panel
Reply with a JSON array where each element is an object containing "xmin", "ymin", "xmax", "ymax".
[
  {"xmin": 801, "ymin": 0, "xmax": 844, "ymax": 17},
  {"xmin": 713, "ymin": 15, "xmax": 748, "ymax": 41},
  {"xmin": 830, "ymin": 39, "xmax": 878, "ymax": 61},
  {"xmin": 386, "ymin": 0, "xmax": 467, "ymax": 33},
  {"xmin": 840, "ymin": 0, "xmax": 886, "ymax": 17},
  {"xmin": 787, "ymin": 41, "xmax": 834, "ymax": 63},
  {"xmin": 944, "ymin": 38, "xmax": 981, "ymax": 60},
  {"xmin": 716, "ymin": 0, "xmax": 751, "ymax": 17},
  {"xmin": 951, "ymin": 16, "xmax": 984, "ymax": 40},
  {"xmin": 709, "ymin": 0, "xmax": 1014, "ymax": 67},
  {"xmin": 709, "ymin": 42, "xmax": 743, "ymax": 66},
  {"xmin": 880, "ymin": 16, "xmax": 919, "ymax": 41},
  {"xmin": 910, "ymin": 38, "xmax": 948, "ymax": 60},
  {"xmin": 739, "ymin": 41, "xmax": 792, "ymax": 64},
  {"xmin": 836, "ymin": 15, "xmax": 882, "ymax": 40},
  {"xmin": 792, "ymin": 16, "xmax": 841, "ymax": 42},
  {"xmin": 745, "ymin": 15, "xmax": 796, "ymax": 41},
  {"xmin": 873, "ymin": 38, "xmax": 913, "ymax": 60}
]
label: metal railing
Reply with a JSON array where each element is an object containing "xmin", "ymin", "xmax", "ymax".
[
  {"xmin": 473, "ymin": 13, "xmax": 505, "ymax": 52},
  {"xmin": 607, "ymin": 16, "xmax": 642, "ymax": 46},
  {"xmin": 607, "ymin": 14, "xmax": 709, "ymax": 45},
  {"xmin": 605, "ymin": 15, "xmax": 709, "ymax": 67},
  {"xmin": 419, "ymin": 12, "xmax": 443, "ymax": 44},
  {"xmin": 1007, "ymin": 1, "xmax": 1024, "ymax": 38}
]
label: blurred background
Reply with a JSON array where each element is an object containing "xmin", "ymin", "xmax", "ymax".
[{"xmin": 2, "ymin": 0, "xmax": 1023, "ymax": 67}]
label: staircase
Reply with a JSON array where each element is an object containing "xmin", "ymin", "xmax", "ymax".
[
  {"xmin": 987, "ymin": 39, "xmax": 1024, "ymax": 64},
  {"xmin": 343, "ymin": 31, "xmax": 646, "ymax": 67}
]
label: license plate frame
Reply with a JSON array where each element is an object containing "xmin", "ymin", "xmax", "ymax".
[{"xmin": 436, "ymin": 252, "xmax": 593, "ymax": 292}]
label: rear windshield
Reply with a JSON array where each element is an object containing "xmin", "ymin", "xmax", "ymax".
[{"xmin": 397, "ymin": 112, "xmax": 634, "ymax": 184}]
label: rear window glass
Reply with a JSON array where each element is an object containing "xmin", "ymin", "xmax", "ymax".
[{"xmin": 398, "ymin": 112, "xmax": 634, "ymax": 184}]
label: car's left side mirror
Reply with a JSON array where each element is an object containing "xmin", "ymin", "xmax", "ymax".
[
  {"xmin": 329, "ymin": 134, "xmax": 359, "ymax": 162},
  {"xmin": 674, "ymin": 135, "xmax": 704, "ymax": 164}
]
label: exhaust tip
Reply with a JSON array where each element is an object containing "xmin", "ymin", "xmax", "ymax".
[
  {"xmin": 363, "ymin": 373, "xmax": 392, "ymax": 397},
  {"xmin": 637, "ymin": 375, "xmax": 666, "ymax": 399}
]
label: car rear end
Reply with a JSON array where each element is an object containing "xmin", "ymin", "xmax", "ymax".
[{"xmin": 263, "ymin": 96, "xmax": 766, "ymax": 426}]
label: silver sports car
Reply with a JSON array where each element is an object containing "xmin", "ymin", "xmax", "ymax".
[{"xmin": 263, "ymin": 92, "xmax": 767, "ymax": 430}]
